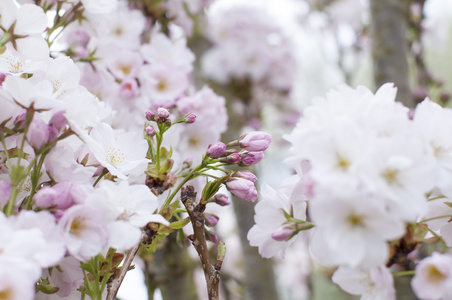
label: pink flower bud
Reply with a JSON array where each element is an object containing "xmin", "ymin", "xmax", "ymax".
[
  {"xmin": 239, "ymin": 151, "xmax": 264, "ymax": 166},
  {"xmin": 119, "ymin": 78, "xmax": 139, "ymax": 99},
  {"xmin": 219, "ymin": 152, "xmax": 242, "ymax": 164},
  {"xmin": 206, "ymin": 142, "xmax": 226, "ymax": 159},
  {"xmin": 34, "ymin": 181, "xmax": 74, "ymax": 209},
  {"xmin": 27, "ymin": 117, "xmax": 50, "ymax": 150},
  {"xmin": 145, "ymin": 126, "xmax": 155, "ymax": 136},
  {"xmin": 48, "ymin": 125, "xmax": 59, "ymax": 143},
  {"xmin": 0, "ymin": 180, "xmax": 12, "ymax": 207},
  {"xmin": 271, "ymin": 224, "xmax": 294, "ymax": 241},
  {"xmin": 49, "ymin": 110, "xmax": 67, "ymax": 131},
  {"xmin": 157, "ymin": 107, "xmax": 170, "ymax": 118},
  {"xmin": 14, "ymin": 112, "xmax": 27, "ymax": 129},
  {"xmin": 184, "ymin": 113, "xmax": 196, "ymax": 124},
  {"xmin": 206, "ymin": 230, "xmax": 219, "ymax": 244},
  {"xmin": 205, "ymin": 213, "xmax": 219, "ymax": 227},
  {"xmin": 212, "ymin": 193, "xmax": 230, "ymax": 206},
  {"xmin": 234, "ymin": 170, "xmax": 258, "ymax": 183},
  {"xmin": 145, "ymin": 111, "xmax": 154, "ymax": 121},
  {"xmin": 238, "ymin": 131, "xmax": 271, "ymax": 151},
  {"xmin": 225, "ymin": 177, "xmax": 258, "ymax": 202}
]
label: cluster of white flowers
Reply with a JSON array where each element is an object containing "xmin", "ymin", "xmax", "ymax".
[
  {"xmin": 0, "ymin": 0, "xmax": 235, "ymax": 299},
  {"xmin": 202, "ymin": 4, "xmax": 297, "ymax": 91},
  {"xmin": 249, "ymin": 83, "xmax": 452, "ymax": 299}
]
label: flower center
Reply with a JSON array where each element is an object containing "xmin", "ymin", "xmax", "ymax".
[
  {"xmin": 70, "ymin": 216, "xmax": 87, "ymax": 236},
  {"xmin": 106, "ymin": 147, "xmax": 125, "ymax": 167},
  {"xmin": 157, "ymin": 80, "xmax": 167, "ymax": 91},
  {"xmin": 347, "ymin": 213, "xmax": 365, "ymax": 228},
  {"xmin": 120, "ymin": 65, "xmax": 131, "ymax": 76},
  {"xmin": 427, "ymin": 265, "xmax": 446, "ymax": 283},
  {"xmin": 382, "ymin": 168, "xmax": 399, "ymax": 185},
  {"xmin": 0, "ymin": 287, "xmax": 13, "ymax": 300},
  {"xmin": 336, "ymin": 156, "xmax": 350, "ymax": 171}
]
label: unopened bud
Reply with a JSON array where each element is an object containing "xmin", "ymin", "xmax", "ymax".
[
  {"xmin": 212, "ymin": 193, "xmax": 230, "ymax": 206},
  {"xmin": 219, "ymin": 153, "xmax": 242, "ymax": 164},
  {"xmin": 205, "ymin": 213, "xmax": 219, "ymax": 227},
  {"xmin": 206, "ymin": 142, "xmax": 226, "ymax": 159},
  {"xmin": 49, "ymin": 110, "xmax": 67, "ymax": 131},
  {"xmin": 225, "ymin": 177, "xmax": 258, "ymax": 202},
  {"xmin": 184, "ymin": 113, "xmax": 196, "ymax": 124},
  {"xmin": 271, "ymin": 224, "xmax": 294, "ymax": 241},
  {"xmin": 238, "ymin": 131, "xmax": 271, "ymax": 151},
  {"xmin": 157, "ymin": 107, "xmax": 170, "ymax": 118},
  {"xmin": 234, "ymin": 170, "xmax": 257, "ymax": 183},
  {"xmin": 206, "ymin": 230, "xmax": 219, "ymax": 244},
  {"xmin": 182, "ymin": 158, "xmax": 193, "ymax": 169},
  {"xmin": 145, "ymin": 126, "xmax": 155, "ymax": 136},
  {"xmin": 145, "ymin": 111, "xmax": 154, "ymax": 121},
  {"xmin": 239, "ymin": 151, "xmax": 264, "ymax": 166}
]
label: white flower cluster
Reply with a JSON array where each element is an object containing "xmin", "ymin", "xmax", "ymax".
[
  {"xmin": 202, "ymin": 4, "xmax": 296, "ymax": 91},
  {"xmin": 0, "ymin": 0, "xmax": 230, "ymax": 299},
  {"xmin": 250, "ymin": 83, "xmax": 452, "ymax": 299}
]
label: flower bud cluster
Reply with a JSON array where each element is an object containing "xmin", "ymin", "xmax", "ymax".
[{"xmin": 206, "ymin": 131, "xmax": 271, "ymax": 166}]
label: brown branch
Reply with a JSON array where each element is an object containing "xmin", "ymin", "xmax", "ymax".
[
  {"xmin": 181, "ymin": 185, "xmax": 223, "ymax": 300},
  {"xmin": 106, "ymin": 231, "xmax": 147, "ymax": 300}
]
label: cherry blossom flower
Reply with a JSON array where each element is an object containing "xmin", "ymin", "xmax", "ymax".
[
  {"xmin": 332, "ymin": 265, "xmax": 396, "ymax": 300},
  {"xmin": 58, "ymin": 204, "xmax": 109, "ymax": 261},
  {"xmin": 0, "ymin": 1, "xmax": 49, "ymax": 60},
  {"xmin": 248, "ymin": 183, "xmax": 306, "ymax": 258},
  {"xmin": 411, "ymin": 252, "xmax": 452, "ymax": 300},
  {"xmin": 85, "ymin": 180, "xmax": 168, "ymax": 251},
  {"xmin": 82, "ymin": 122, "xmax": 149, "ymax": 180}
]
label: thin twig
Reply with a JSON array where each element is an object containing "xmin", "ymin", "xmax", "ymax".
[
  {"xmin": 106, "ymin": 231, "xmax": 147, "ymax": 300},
  {"xmin": 181, "ymin": 185, "xmax": 223, "ymax": 300}
]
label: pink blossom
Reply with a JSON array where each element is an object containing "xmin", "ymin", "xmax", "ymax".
[
  {"xmin": 240, "ymin": 151, "xmax": 264, "ymax": 166},
  {"xmin": 412, "ymin": 252, "xmax": 452, "ymax": 299},
  {"xmin": 226, "ymin": 177, "xmax": 258, "ymax": 202},
  {"xmin": 157, "ymin": 107, "xmax": 170, "ymax": 118},
  {"xmin": 49, "ymin": 110, "xmax": 67, "ymax": 132},
  {"xmin": 271, "ymin": 224, "xmax": 293, "ymax": 242},
  {"xmin": 27, "ymin": 116, "xmax": 50, "ymax": 150},
  {"xmin": 119, "ymin": 78, "xmax": 139, "ymax": 99},
  {"xmin": 34, "ymin": 181, "xmax": 74, "ymax": 209},
  {"xmin": 234, "ymin": 170, "xmax": 258, "ymax": 183},
  {"xmin": 58, "ymin": 205, "xmax": 109, "ymax": 261},
  {"xmin": 239, "ymin": 131, "xmax": 271, "ymax": 151},
  {"xmin": 206, "ymin": 142, "xmax": 226, "ymax": 159},
  {"xmin": 211, "ymin": 193, "xmax": 230, "ymax": 206},
  {"xmin": 184, "ymin": 113, "xmax": 196, "ymax": 124}
]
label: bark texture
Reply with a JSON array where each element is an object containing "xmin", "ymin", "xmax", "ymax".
[{"xmin": 370, "ymin": 0, "xmax": 414, "ymax": 107}]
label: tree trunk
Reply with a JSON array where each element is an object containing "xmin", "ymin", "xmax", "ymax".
[
  {"xmin": 370, "ymin": 0, "xmax": 414, "ymax": 107},
  {"xmin": 232, "ymin": 195, "xmax": 281, "ymax": 300},
  {"xmin": 142, "ymin": 233, "xmax": 199, "ymax": 300}
]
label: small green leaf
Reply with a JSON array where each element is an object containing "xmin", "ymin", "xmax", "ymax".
[{"xmin": 169, "ymin": 217, "xmax": 190, "ymax": 229}]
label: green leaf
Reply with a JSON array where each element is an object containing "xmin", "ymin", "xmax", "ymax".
[{"xmin": 169, "ymin": 217, "xmax": 190, "ymax": 229}]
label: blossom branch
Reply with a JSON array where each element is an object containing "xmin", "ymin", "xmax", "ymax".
[
  {"xmin": 181, "ymin": 185, "xmax": 224, "ymax": 300},
  {"xmin": 106, "ymin": 231, "xmax": 147, "ymax": 300}
]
